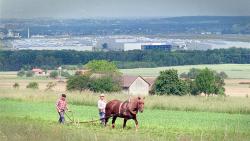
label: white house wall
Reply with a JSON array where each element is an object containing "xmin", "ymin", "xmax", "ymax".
[{"xmin": 129, "ymin": 77, "xmax": 149, "ymax": 95}]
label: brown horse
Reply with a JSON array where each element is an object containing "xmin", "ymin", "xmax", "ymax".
[{"xmin": 104, "ymin": 96, "xmax": 145, "ymax": 130}]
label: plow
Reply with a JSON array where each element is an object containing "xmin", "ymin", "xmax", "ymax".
[{"xmin": 64, "ymin": 111, "xmax": 114, "ymax": 124}]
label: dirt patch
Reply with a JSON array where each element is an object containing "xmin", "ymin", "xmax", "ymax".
[{"xmin": 225, "ymin": 79, "xmax": 250, "ymax": 97}]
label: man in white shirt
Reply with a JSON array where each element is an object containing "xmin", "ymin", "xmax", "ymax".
[{"xmin": 98, "ymin": 94, "xmax": 106, "ymax": 125}]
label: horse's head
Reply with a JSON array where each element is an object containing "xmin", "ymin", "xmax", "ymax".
[{"xmin": 137, "ymin": 96, "xmax": 145, "ymax": 113}]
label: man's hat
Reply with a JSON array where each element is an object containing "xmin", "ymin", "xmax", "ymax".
[{"xmin": 100, "ymin": 94, "xmax": 105, "ymax": 97}]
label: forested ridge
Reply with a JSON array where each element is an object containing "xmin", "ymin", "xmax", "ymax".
[{"xmin": 0, "ymin": 48, "xmax": 250, "ymax": 71}]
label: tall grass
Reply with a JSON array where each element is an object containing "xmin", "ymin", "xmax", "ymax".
[{"xmin": 1, "ymin": 88, "xmax": 250, "ymax": 114}]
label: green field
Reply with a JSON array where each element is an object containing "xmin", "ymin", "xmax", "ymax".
[
  {"xmin": 1, "ymin": 88, "xmax": 250, "ymax": 141},
  {"xmin": 120, "ymin": 64, "xmax": 250, "ymax": 78},
  {"xmin": 1, "ymin": 99, "xmax": 250, "ymax": 141},
  {"xmin": 1, "ymin": 64, "xmax": 250, "ymax": 140}
]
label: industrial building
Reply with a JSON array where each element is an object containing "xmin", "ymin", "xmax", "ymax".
[
  {"xmin": 12, "ymin": 37, "xmax": 93, "ymax": 51},
  {"xmin": 142, "ymin": 43, "xmax": 172, "ymax": 51}
]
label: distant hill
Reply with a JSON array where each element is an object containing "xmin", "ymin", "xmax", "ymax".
[{"xmin": 1, "ymin": 16, "xmax": 250, "ymax": 36}]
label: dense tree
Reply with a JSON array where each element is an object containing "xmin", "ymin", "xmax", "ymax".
[
  {"xmin": 186, "ymin": 79, "xmax": 200, "ymax": 95},
  {"xmin": 102, "ymin": 43, "xmax": 108, "ymax": 49},
  {"xmin": 1, "ymin": 48, "xmax": 250, "ymax": 71},
  {"xmin": 180, "ymin": 68, "xmax": 201, "ymax": 79},
  {"xmin": 88, "ymin": 76, "xmax": 121, "ymax": 93},
  {"xmin": 66, "ymin": 75, "xmax": 90, "ymax": 93},
  {"xmin": 152, "ymin": 69, "xmax": 189, "ymax": 96},
  {"xmin": 217, "ymin": 71, "xmax": 228, "ymax": 79},
  {"xmin": 85, "ymin": 60, "xmax": 118, "ymax": 73},
  {"xmin": 195, "ymin": 68, "xmax": 225, "ymax": 96}
]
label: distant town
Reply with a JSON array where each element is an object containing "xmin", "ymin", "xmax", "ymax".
[{"xmin": 1, "ymin": 16, "xmax": 250, "ymax": 51}]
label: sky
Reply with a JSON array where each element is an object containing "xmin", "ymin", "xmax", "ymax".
[{"xmin": 0, "ymin": 0, "xmax": 250, "ymax": 19}]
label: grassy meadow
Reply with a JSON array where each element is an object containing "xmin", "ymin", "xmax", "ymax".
[
  {"xmin": 1, "ymin": 64, "xmax": 250, "ymax": 141},
  {"xmin": 1, "ymin": 88, "xmax": 250, "ymax": 141},
  {"xmin": 120, "ymin": 64, "xmax": 250, "ymax": 78},
  {"xmin": 1, "ymin": 97, "xmax": 250, "ymax": 141}
]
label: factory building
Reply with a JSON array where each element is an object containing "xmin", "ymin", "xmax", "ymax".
[
  {"xmin": 142, "ymin": 44, "xmax": 172, "ymax": 51},
  {"xmin": 124, "ymin": 43, "xmax": 172, "ymax": 51}
]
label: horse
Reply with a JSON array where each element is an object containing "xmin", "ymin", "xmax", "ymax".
[{"xmin": 104, "ymin": 96, "xmax": 145, "ymax": 130}]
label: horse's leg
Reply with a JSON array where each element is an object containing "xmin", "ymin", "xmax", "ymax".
[
  {"xmin": 111, "ymin": 116, "xmax": 117, "ymax": 128},
  {"xmin": 133, "ymin": 116, "xmax": 139, "ymax": 131},
  {"xmin": 105, "ymin": 117, "xmax": 110, "ymax": 127},
  {"xmin": 104, "ymin": 112, "xmax": 111, "ymax": 127},
  {"xmin": 123, "ymin": 118, "xmax": 127, "ymax": 129}
]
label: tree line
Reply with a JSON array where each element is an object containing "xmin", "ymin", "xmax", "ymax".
[
  {"xmin": 66, "ymin": 60, "xmax": 226, "ymax": 96},
  {"xmin": 152, "ymin": 68, "xmax": 226, "ymax": 96},
  {"xmin": 1, "ymin": 48, "xmax": 250, "ymax": 71}
]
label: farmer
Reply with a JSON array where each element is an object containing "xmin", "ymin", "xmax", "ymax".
[
  {"xmin": 56, "ymin": 94, "xmax": 69, "ymax": 124},
  {"xmin": 98, "ymin": 94, "xmax": 106, "ymax": 125}
]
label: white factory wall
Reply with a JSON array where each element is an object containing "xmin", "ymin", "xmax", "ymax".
[{"xmin": 123, "ymin": 43, "xmax": 142, "ymax": 51}]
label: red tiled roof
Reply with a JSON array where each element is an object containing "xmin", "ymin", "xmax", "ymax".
[{"xmin": 32, "ymin": 68, "xmax": 43, "ymax": 73}]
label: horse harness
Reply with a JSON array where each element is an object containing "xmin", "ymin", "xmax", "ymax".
[
  {"xmin": 118, "ymin": 98, "xmax": 139, "ymax": 117},
  {"xmin": 118, "ymin": 100, "xmax": 129, "ymax": 116}
]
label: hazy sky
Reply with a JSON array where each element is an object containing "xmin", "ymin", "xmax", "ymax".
[{"xmin": 0, "ymin": 0, "xmax": 250, "ymax": 19}]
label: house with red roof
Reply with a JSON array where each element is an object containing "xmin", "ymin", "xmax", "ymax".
[{"xmin": 32, "ymin": 68, "xmax": 46, "ymax": 76}]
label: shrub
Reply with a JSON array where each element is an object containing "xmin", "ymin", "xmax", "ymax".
[
  {"xmin": 186, "ymin": 79, "xmax": 199, "ymax": 95},
  {"xmin": 217, "ymin": 71, "xmax": 228, "ymax": 79},
  {"xmin": 45, "ymin": 82, "xmax": 57, "ymax": 91},
  {"xmin": 26, "ymin": 82, "xmax": 39, "ymax": 89},
  {"xmin": 179, "ymin": 72, "xmax": 188, "ymax": 79},
  {"xmin": 88, "ymin": 76, "xmax": 121, "ymax": 93},
  {"xmin": 67, "ymin": 75, "xmax": 90, "ymax": 92},
  {"xmin": 13, "ymin": 83, "xmax": 20, "ymax": 89},
  {"xmin": 17, "ymin": 70, "xmax": 25, "ymax": 77},
  {"xmin": 195, "ymin": 68, "xmax": 225, "ymax": 96},
  {"xmin": 85, "ymin": 60, "xmax": 118, "ymax": 73},
  {"xmin": 26, "ymin": 71, "xmax": 34, "ymax": 77},
  {"xmin": 152, "ymin": 69, "xmax": 188, "ymax": 96},
  {"xmin": 49, "ymin": 71, "xmax": 58, "ymax": 79},
  {"xmin": 61, "ymin": 71, "xmax": 71, "ymax": 78}
]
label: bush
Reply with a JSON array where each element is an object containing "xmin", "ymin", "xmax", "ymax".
[
  {"xmin": 217, "ymin": 71, "xmax": 228, "ymax": 79},
  {"xmin": 179, "ymin": 68, "xmax": 202, "ymax": 79},
  {"xmin": 17, "ymin": 70, "xmax": 25, "ymax": 77},
  {"xmin": 179, "ymin": 72, "xmax": 188, "ymax": 79},
  {"xmin": 49, "ymin": 71, "xmax": 58, "ymax": 79},
  {"xmin": 186, "ymin": 79, "xmax": 199, "ymax": 95},
  {"xmin": 88, "ymin": 76, "xmax": 121, "ymax": 93},
  {"xmin": 26, "ymin": 71, "xmax": 34, "ymax": 77},
  {"xmin": 26, "ymin": 82, "xmax": 39, "ymax": 89},
  {"xmin": 195, "ymin": 68, "xmax": 225, "ymax": 96},
  {"xmin": 13, "ymin": 83, "xmax": 20, "ymax": 89},
  {"xmin": 67, "ymin": 75, "xmax": 90, "ymax": 92},
  {"xmin": 152, "ymin": 69, "xmax": 188, "ymax": 96},
  {"xmin": 45, "ymin": 82, "xmax": 57, "ymax": 91},
  {"xmin": 85, "ymin": 60, "xmax": 118, "ymax": 73},
  {"xmin": 61, "ymin": 71, "xmax": 71, "ymax": 78}
]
